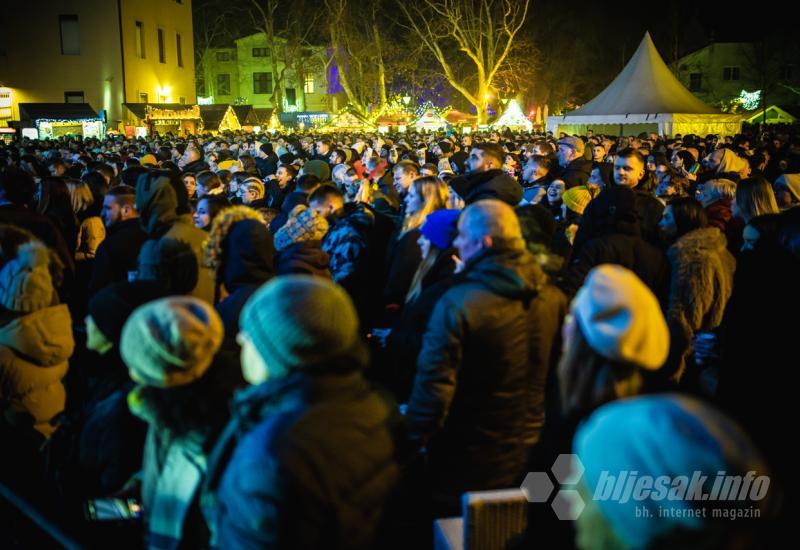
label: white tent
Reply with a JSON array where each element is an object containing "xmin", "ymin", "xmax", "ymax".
[
  {"xmin": 491, "ymin": 99, "xmax": 532, "ymax": 131},
  {"xmin": 546, "ymin": 33, "xmax": 742, "ymax": 137}
]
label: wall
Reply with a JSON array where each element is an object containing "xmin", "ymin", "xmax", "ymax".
[
  {"xmin": 119, "ymin": 0, "xmax": 196, "ymax": 108},
  {"xmin": 0, "ymin": 0, "xmax": 124, "ymax": 125}
]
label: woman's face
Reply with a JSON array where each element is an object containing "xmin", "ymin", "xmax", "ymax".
[
  {"xmin": 503, "ymin": 155, "xmax": 518, "ymax": 174},
  {"xmin": 193, "ymin": 198, "xmax": 211, "ymax": 229},
  {"xmin": 405, "ymin": 184, "xmax": 423, "ymax": 215},
  {"xmin": 588, "ymin": 167, "xmax": 604, "ymax": 187},
  {"xmin": 655, "ymin": 163, "xmax": 669, "ymax": 182},
  {"xmin": 658, "ymin": 205, "xmax": 677, "ymax": 239},
  {"xmin": 646, "ymin": 156, "xmax": 657, "ymax": 172},
  {"xmin": 183, "ymin": 175, "xmax": 196, "ymax": 198},
  {"xmin": 547, "ymin": 180, "xmax": 565, "ymax": 204},
  {"xmin": 417, "ymin": 233, "xmax": 432, "ymax": 260},
  {"xmin": 592, "ymin": 146, "xmax": 605, "ymax": 162}
]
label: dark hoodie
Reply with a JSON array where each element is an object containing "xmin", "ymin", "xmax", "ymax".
[
  {"xmin": 406, "ymin": 245, "xmax": 567, "ymax": 500},
  {"xmin": 275, "ymin": 240, "xmax": 331, "ymax": 278},
  {"xmin": 216, "ymin": 219, "xmax": 275, "ymax": 348},
  {"xmin": 450, "ymin": 169, "xmax": 523, "ymax": 206},
  {"xmin": 135, "ymin": 172, "xmax": 215, "ymax": 303}
]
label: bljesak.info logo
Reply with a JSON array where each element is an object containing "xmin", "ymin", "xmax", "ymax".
[{"xmin": 520, "ymin": 454, "xmax": 770, "ymax": 521}]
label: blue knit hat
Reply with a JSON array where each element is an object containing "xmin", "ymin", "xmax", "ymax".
[
  {"xmin": 240, "ymin": 276, "xmax": 367, "ymax": 376},
  {"xmin": 420, "ymin": 209, "xmax": 461, "ymax": 250}
]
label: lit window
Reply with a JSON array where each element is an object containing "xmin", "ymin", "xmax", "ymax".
[{"xmin": 304, "ymin": 75, "xmax": 314, "ymax": 94}]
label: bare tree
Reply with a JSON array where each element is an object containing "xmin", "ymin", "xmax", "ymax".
[
  {"xmin": 396, "ymin": 0, "xmax": 531, "ymax": 123},
  {"xmin": 193, "ymin": 0, "xmax": 236, "ymax": 98}
]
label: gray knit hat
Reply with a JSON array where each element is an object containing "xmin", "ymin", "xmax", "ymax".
[
  {"xmin": 0, "ymin": 241, "xmax": 54, "ymax": 313},
  {"xmin": 121, "ymin": 296, "xmax": 224, "ymax": 388},
  {"xmin": 273, "ymin": 205, "xmax": 329, "ymax": 251},
  {"xmin": 240, "ymin": 276, "xmax": 366, "ymax": 375}
]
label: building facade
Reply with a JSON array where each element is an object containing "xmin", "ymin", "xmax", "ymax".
[
  {"xmin": 200, "ymin": 32, "xmax": 329, "ymax": 113},
  {"xmin": 675, "ymin": 42, "xmax": 799, "ymax": 110},
  {"xmin": 0, "ymin": 0, "xmax": 195, "ymax": 129}
]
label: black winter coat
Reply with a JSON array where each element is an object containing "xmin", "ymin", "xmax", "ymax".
[
  {"xmin": 450, "ymin": 169, "xmax": 523, "ymax": 206},
  {"xmin": 383, "ymin": 229, "xmax": 422, "ymax": 307},
  {"xmin": 275, "ymin": 240, "xmax": 331, "ymax": 278},
  {"xmin": 88, "ymin": 218, "xmax": 148, "ymax": 296},
  {"xmin": 552, "ymin": 158, "xmax": 592, "ymax": 189},
  {"xmin": 406, "ymin": 246, "xmax": 566, "ymax": 499}
]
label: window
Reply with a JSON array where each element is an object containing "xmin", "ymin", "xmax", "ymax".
[
  {"xmin": 285, "ymin": 87, "xmax": 296, "ymax": 106},
  {"xmin": 722, "ymin": 67, "xmax": 740, "ymax": 81},
  {"xmin": 140, "ymin": 92, "xmax": 149, "ymax": 103},
  {"xmin": 689, "ymin": 73, "xmax": 702, "ymax": 92},
  {"xmin": 216, "ymin": 51, "xmax": 231, "ymax": 62},
  {"xmin": 64, "ymin": 91, "xmax": 85, "ymax": 103},
  {"xmin": 252, "ymin": 47, "xmax": 269, "ymax": 57},
  {"xmin": 304, "ymin": 75, "xmax": 314, "ymax": 94},
  {"xmin": 176, "ymin": 33, "xmax": 183, "ymax": 67},
  {"xmin": 781, "ymin": 64, "xmax": 796, "ymax": 81},
  {"xmin": 158, "ymin": 28, "xmax": 166, "ymax": 63},
  {"xmin": 217, "ymin": 74, "xmax": 231, "ymax": 96},
  {"xmin": 253, "ymin": 72, "xmax": 272, "ymax": 94},
  {"xmin": 59, "ymin": 15, "xmax": 80, "ymax": 55},
  {"xmin": 135, "ymin": 21, "xmax": 145, "ymax": 58}
]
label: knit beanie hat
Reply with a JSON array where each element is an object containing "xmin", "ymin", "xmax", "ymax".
[
  {"xmin": 574, "ymin": 394, "xmax": 771, "ymax": 549},
  {"xmin": 420, "ymin": 209, "xmax": 461, "ymax": 250},
  {"xmin": 240, "ymin": 276, "xmax": 367, "ymax": 376},
  {"xmin": 121, "ymin": 296, "xmax": 223, "ymax": 388},
  {"xmin": 0, "ymin": 241, "xmax": 54, "ymax": 313},
  {"xmin": 438, "ymin": 141, "xmax": 452, "ymax": 155},
  {"xmin": 303, "ymin": 159, "xmax": 331, "ymax": 181},
  {"xmin": 273, "ymin": 205, "xmax": 329, "ymax": 251},
  {"xmin": 139, "ymin": 154, "xmax": 158, "ymax": 167},
  {"xmin": 279, "ymin": 153, "xmax": 297, "ymax": 166},
  {"xmin": 572, "ymin": 264, "xmax": 668, "ymax": 370},
  {"xmin": 562, "ymin": 186, "xmax": 593, "ymax": 215},
  {"xmin": 217, "ymin": 159, "xmax": 242, "ymax": 172},
  {"xmin": 88, "ymin": 281, "xmax": 166, "ymax": 343}
]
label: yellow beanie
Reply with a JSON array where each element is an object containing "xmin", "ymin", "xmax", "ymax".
[{"xmin": 562, "ymin": 186, "xmax": 593, "ymax": 215}]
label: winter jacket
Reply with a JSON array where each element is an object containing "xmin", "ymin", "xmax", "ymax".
[
  {"xmin": 664, "ymin": 227, "xmax": 735, "ymax": 381},
  {"xmin": 75, "ymin": 215, "xmax": 105, "ymax": 260},
  {"xmin": 268, "ymin": 190, "xmax": 307, "ymax": 233},
  {"xmin": 275, "ymin": 240, "xmax": 331, "ymax": 278},
  {"xmin": 552, "ymin": 158, "xmax": 592, "ymax": 189},
  {"xmin": 0, "ymin": 304, "xmax": 74, "ymax": 438},
  {"xmin": 705, "ymin": 199, "xmax": 744, "ymax": 254},
  {"xmin": 88, "ymin": 218, "xmax": 149, "ymax": 296},
  {"xmin": 265, "ymin": 181, "xmax": 292, "ymax": 210},
  {"xmin": 322, "ymin": 202, "xmax": 376, "ymax": 296},
  {"xmin": 407, "ymin": 246, "xmax": 566, "ymax": 498},
  {"xmin": 202, "ymin": 370, "xmax": 400, "ymax": 550},
  {"xmin": 182, "ymin": 158, "xmax": 211, "ymax": 175},
  {"xmin": 383, "ymin": 229, "xmax": 422, "ymax": 307},
  {"xmin": 450, "ymin": 169, "xmax": 523, "ymax": 206},
  {"xmin": 136, "ymin": 174, "xmax": 215, "ymax": 304}
]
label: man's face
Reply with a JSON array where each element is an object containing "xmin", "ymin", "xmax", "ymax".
[
  {"xmin": 310, "ymin": 198, "xmax": 337, "ymax": 218},
  {"xmin": 614, "ymin": 155, "xmax": 645, "ymax": 187},
  {"xmin": 556, "ymin": 143, "xmax": 577, "ymax": 167},
  {"xmin": 592, "ymin": 146, "xmax": 605, "ymax": 162},
  {"xmin": 467, "ymin": 148, "xmax": 496, "ymax": 173},
  {"xmin": 317, "ymin": 141, "xmax": 330, "ymax": 155},
  {"xmin": 521, "ymin": 159, "xmax": 537, "ymax": 183},
  {"xmin": 393, "ymin": 167, "xmax": 415, "ymax": 195},
  {"xmin": 453, "ymin": 217, "xmax": 483, "ymax": 264},
  {"xmin": 101, "ymin": 196, "xmax": 124, "ymax": 227},
  {"xmin": 330, "ymin": 151, "xmax": 341, "ymax": 165},
  {"xmin": 277, "ymin": 166, "xmax": 291, "ymax": 187}
]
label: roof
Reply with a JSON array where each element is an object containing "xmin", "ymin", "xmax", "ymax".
[
  {"xmin": 18, "ymin": 103, "xmax": 101, "ymax": 121},
  {"xmin": 199, "ymin": 104, "xmax": 232, "ymax": 130},
  {"xmin": 122, "ymin": 103, "xmax": 198, "ymax": 119},
  {"xmin": 232, "ymin": 105, "xmax": 256, "ymax": 124},
  {"xmin": 568, "ymin": 32, "xmax": 719, "ymax": 117}
]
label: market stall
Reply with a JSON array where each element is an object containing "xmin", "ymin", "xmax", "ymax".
[
  {"xmin": 490, "ymin": 100, "xmax": 533, "ymax": 132},
  {"xmin": 122, "ymin": 103, "xmax": 201, "ymax": 137},
  {"xmin": 199, "ymin": 104, "xmax": 242, "ymax": 134},
  {"xmin": 18, "ymin": 103, "xmax": 105, "ymax": 139}
]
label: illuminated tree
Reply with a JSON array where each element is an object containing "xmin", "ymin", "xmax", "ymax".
[{"xmin": 396, "ymin": 0, "xmax": 531, "ymax": 124}]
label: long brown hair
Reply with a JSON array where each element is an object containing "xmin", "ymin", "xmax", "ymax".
[{"xmin": 402, "ymin": 176, "xmax": 449, "ymax": 233}]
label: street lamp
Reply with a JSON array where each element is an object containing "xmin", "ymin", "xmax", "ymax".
[{"xmin": 402, "ymin": 95, "xmax": 411, "ymax": 105}]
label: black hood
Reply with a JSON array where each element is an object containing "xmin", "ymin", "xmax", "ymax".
[
  {"xmin": 276, "ymin": 240, "xmax": 331, "ymax": 277},
  {"xmin": 221, "ymin": 218, "xmax": 275, "ymax": 291},
  {"xmin": 451, "ymin": 169, "xmax": 522, "ymax": 206}
]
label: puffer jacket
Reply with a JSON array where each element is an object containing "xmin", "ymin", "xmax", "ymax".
[
  {"xmin": 0, "ymin": 304, "xmax": 74, "ymax": 438},
  {"xmin": 322, "ymin": 202, "xmax": 376, "ymax": 294},
  {"xmin": 664, "ymin": 227, "xmax": 735, "ymax": 381},
  {"xmin": 202, "ymin": 370, "xmax": 400, "ymax": 549},
  {"xmin": 407, "ymin": 245, "xmax": 566, "ymax": 498},
  {"xmin": 450, "ymin": 169, "xmax": 523, "ymax": 206},
  {"xmin": 136, "ymin": 173, "xmax": 215, "ymax": 304}
]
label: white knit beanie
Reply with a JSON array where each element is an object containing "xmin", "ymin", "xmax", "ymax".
[{"xmin": 572, "ymin": 264, "xmax": 668, "ymax": 370}]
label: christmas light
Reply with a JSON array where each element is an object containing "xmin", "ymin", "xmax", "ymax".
[
  {"xmin": 738, "ymin": 89, "xmax": 762, "ymax": 110},
  {"xmin": 490, "ymin": 99, "xmax": 532, "ymax": 131}
]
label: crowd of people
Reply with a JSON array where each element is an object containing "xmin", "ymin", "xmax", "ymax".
[{"xmin": 0, "ymin": 123, "xmax": 797, "ymax": 548}]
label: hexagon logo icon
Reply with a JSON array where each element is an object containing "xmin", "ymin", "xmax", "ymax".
[
  {"xmin": 551, "ymin": 489, "xmax": 585, "ymax": 521},
  {"xmin": 520, "ymin": 471, "xmax": 554, "ymax": 503},
  {"xmin": 552, "ymin": 454, "xmax": 585, "ymax": 486}
]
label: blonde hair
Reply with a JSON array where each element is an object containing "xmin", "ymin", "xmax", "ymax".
[
  {"xmin": 203, "ymin": 205, "xmax": 261, "ymax": 272},
  {"xmin": 705, "ymin": 178, "xmax": 737, "ymax": 202},
  {"xmin": 66, "ymin": 179, "xmax": 94, "ymax": 214},
  {"xmin": 240, "ymin": 178, "xmax": 265, "ymax": 200},
  {"xmin": 402, "ymin": 176, "xmax": 450, "ymax": 233},
  {"xmin": 735, "ymin": 177, "xmax": 779, "ymax": 222}
]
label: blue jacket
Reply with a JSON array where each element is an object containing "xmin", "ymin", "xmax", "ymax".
[{"xmin": 202, "ymin": 370, "xmax": 400, "ymax": 549}]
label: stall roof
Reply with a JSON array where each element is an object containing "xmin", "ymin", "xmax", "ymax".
[
  {"xmin": 199, "ymin": 104, "xmax": 232, "ymax": 130},
  {"xmin": 123, "ymin": 103, "xmax": 199, "ymax": 119},
  {"xmin": 19, "ymin": 103, "xmax": 100, "ymax": 121}
]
